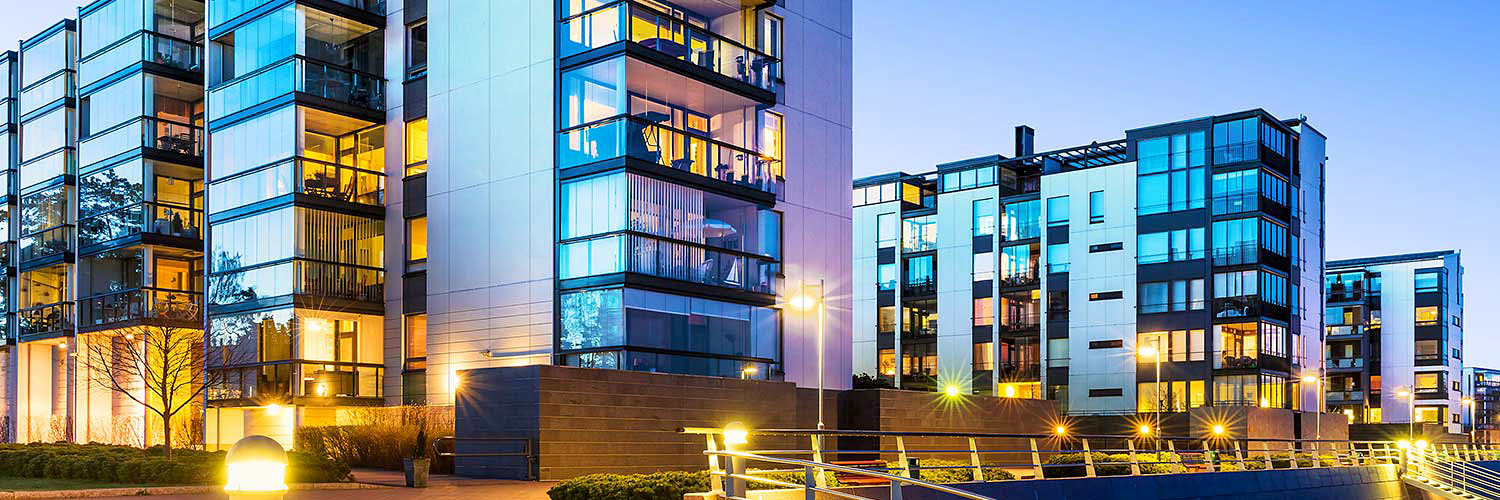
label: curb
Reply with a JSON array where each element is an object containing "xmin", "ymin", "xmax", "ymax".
[{"xmin": 0, "ymin": 482, "xmax": 388, "ymax": 499}]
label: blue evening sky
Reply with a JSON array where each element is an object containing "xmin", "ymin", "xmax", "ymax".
[{"xmin": 4, "ymin": 1, "xmax": 1496, "ymax": 366}]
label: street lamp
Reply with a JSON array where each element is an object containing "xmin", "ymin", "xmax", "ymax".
[
  {"xmin": 1463, "ymin": 397, "xmax": 1475, "ymax": 443},
  {"xmin": 1397, "ymin": 388, "xmax": 1414, "ymax": 439},
  {"xmin": 1138, "ymin": 343, "xmax": 1161, "ymax": 440},
  {"xmin": 741, "ymin": 366, "xmax": 759, "ymax": 380},
  {"xmin": 1302, "ymin": 373, "xmax": 1323, "ymax": 441},
  {"xmin": 790, "ymin": 281, "xmax": 826, "ymax": 430}
]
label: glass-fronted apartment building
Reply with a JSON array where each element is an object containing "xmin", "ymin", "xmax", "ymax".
[
  {"xmin": 0, "ymin": 0, "xmax": 852, "ymax": 447},
  {"xmin": 1324, "ymin": 251, "xmax": 1464, "ymax": 433},
  {"xmin": 852, "ymin": 110, "xmax": 1327, "ymax": 416},
  {"xmin": 1463, "ymin": 367, "xmax": 1499, "ymax": 441}
]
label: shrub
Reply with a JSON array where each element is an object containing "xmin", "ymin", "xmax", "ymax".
[
  {"xmin": 295, "ymin": 405, "xmax": 453, "ymax": 472},
  {"xmin": 0, "ymin": 443, "xmax": 350, "ymax": 485},
  {"xmin": 546, "ymin": 471, "xmax": 710, "ymax": 500},
  {"xmin": 1044, "ymin": 452, "xmax": 1176, "ymax": 477}
]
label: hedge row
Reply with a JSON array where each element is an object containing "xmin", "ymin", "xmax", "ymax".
[
  {"xmin": 546, "ymin": 460, "xmax": 1017, "ymax": 500},
  {"xmin": 0, "ymin": 443, "xmax": 350, "ymax": 485}
]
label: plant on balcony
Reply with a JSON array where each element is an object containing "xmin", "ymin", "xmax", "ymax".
[{"xmin": 79, "ymin": 316, "xmax": 254, "ymax": 459}]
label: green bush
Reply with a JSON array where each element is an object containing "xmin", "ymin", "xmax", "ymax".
[
  {"xmin": 0, "ymin": 443, "xmax": 349, "ymax": 485},
  {"xmin": 547, "ymin": 471, "xmax": 710, "ymax": 500},
  {"xmin": 1043, "ymin": 452, "xmax": 1176, "ymax": 477},
  {"xmin": 295, "ymin": 406, "xmax": 453, "ymax": 472}
]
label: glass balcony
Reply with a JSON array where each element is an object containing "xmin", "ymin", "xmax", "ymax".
[
  {"xmin": 19, "ymin": 225, "xmax": 75, "ymax": 262},
  {"xmin": 1327, "ymin": 357, "xmax": 1365, "ymax": 369},
  {"xmin": 1326, "ymin": 325, "xmax": 1363, "ymax": 337},
  {"xmin": 999, "ymin": 313, "xmax": 1041, "ymax": 333},
  {"xmin": 19, "ymin": 72, "xmax": 73, "ymax": 117},
  {"xmin": 903, "ymin": 279, "xmax": 935, "ymax": 297},
  {"xmin": 208, "ymin": 56, "xmax": 386, "ymax": 120},
  {"xmin": 19, "ymin": 302, "xmax": 74, "ymax": 338},
  {"xmin": 78, "ymin": 287, "xmax": 202, "ymax": 327},
  {"xmin": 1211, "ymin": 243, "xmax": 1259, "ymax": 267},
  {"xmin": 209, "ymin": 260, "xmax": 384, "ymax": 305},
  {"xmin": 298, "ymin": 158, "xmax": 385, "ymax": 206},
  {"xmin": 1325, "ymin": 390, "xmax": 1365, "ymax": 403},
  {"xmin": 79, "ymin": 202, "xmax": 203, "ymax": 247},
  {"xmin": 80, "ymin": 32, "xmax": 202, "ymax": 87},
  {"xmin": 558, "ymin": 115, "xmax": 782, "ymax": 195},
  {"xmin": 20, "ymin": 149, "xmax": 75, "ymax": 190},
  {"xmin": 298, "ymin": 361, "xmax": 383, "ymax": 399},
  {"xmin": 79, "ymin": 116, "xmax": 201, "ymax": 167},
  {"xmin": 560, "ymin": 1, "xmax": 779, "ymax": 91},
  {"xmin": 1213, "ymin": 350, "xmax": 1260, "ymax": 369}
]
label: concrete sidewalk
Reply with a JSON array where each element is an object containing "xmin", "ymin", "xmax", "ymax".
[{"xmin": 20, "ymin": 469, "xmax": 555, "ymax": 500}]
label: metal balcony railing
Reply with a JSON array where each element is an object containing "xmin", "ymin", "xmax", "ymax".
[
  {"xmin": 79, "ymin": 202, "xmax": 203, "ymax": 247},
  {"xmin": 19, "ymin": 225, "xmax": 75, "ymax": 262},
  {"xmin": 19, "ymin": 302, "xmax": 74, "ymax": 338},
  {"xmin": 209, "ymin": 56, "xmax": 386, "ymax": 120},
  {"xmin": 78, "ymin": 287, "xmax": 202, "ymax": 328}
]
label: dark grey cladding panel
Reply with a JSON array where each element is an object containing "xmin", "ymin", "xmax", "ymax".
[
  {"xmin": 402, "ymin": 272, "xmax": 426, "ymax": 313},
  {"xmin": 405, "ymin": 0, "xmax": 427, "ymax": 24},
  {"xmin": 404, "ymin": 76, "xmax": 427, "ymax": 120},
  {"xmin": 404, "ymin": 174, "xmax": 426, "ymax": 217}
]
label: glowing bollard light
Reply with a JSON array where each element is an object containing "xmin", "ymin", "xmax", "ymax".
[{"xmin": 224, "ymin": 435, "xmax": 288, "ymax": 500}]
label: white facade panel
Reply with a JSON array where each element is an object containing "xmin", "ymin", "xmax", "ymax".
[{"xmin": 852, "ymin": 201, "xmax": 899, "ymax": 378}]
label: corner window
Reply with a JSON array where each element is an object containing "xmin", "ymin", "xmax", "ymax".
[
  {"xmin": 1136, "ymin": 131, "xmax": 1205, "ymax": 215},
  {"xmin": 406, "ymin": 216, "xmax": 428, "ymax": 264},
  {"xmin": 406, "ymin": 21, "xmax": 428, "ymax": 78},
  {"xmin": 405, "ymin": 118, "xmax": 428, "ymax": 176}
]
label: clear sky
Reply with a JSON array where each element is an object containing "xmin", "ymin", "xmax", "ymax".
[
  {"xmin": 853, "ymin": 1, "xmax": 1500, "ymax": 367},
  {"xmin": 3, "ymin": 1, "xmax": 1496, "ymax": 366}
]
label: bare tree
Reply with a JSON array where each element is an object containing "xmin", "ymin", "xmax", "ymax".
[{"xmin": 80, "ymin": 306, "xmax": 253, "ymax": 459}]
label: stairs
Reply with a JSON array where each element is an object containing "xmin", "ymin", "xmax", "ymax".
[{"xmin": 1404, "ymin": 475, "xmax": 1487, "ymax": 500}]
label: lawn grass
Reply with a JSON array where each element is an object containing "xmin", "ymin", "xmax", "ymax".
[{"xmin": 0, "ymin": 477, "xmax": 155, "ymax": 491}]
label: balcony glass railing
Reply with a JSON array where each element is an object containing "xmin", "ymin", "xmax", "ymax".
[
  {"xmin": 999, "ymin": 313, "xmax": 1041, "ymax": 333},
  {"xmin": 1326, "ymin": 325, "xmax": 1363, "ymax": 337},
  {"xmin": 19, "ymin": 225, "xmax": 75, "ymax": 262},
  {"xmin": 209, "ymin": 260, "xmax": 385, "ymax": 305},
  {"xmin": 1325, "ymin": 390, "xmax": 1365, "ymax": 402},
  {"xmin": 298, "ymin": 158, "xmax": 386, "ymax": 206},
  {"xmin": 19, "ymin": 71, "xmax": 72, "ymax": 117},
  {"xmin": 1211, "ymin": 243, "xmax": 1259, "ymax": 267},
  {"xmin": 999, "ymin": 273, "xmax": 1040, "ymax": 288},
  {"xmin": 19, "ymin": 149, "xmax": 74, "ymax": 190},
  {"xmin": 80, "ymin": 116, "xmax": 201, "ymax": 167},
  {"xmin": 611, "ymin": 233, "xmax": 776, "ymax": 294},
  {"xmin": 1327, "ymin": 357, "xmax": 1365, "ymax": 369},
  {"xmin": 80, "ymin": 32, "xmax": 201, "ymax": 87},
  {"xmin": 560, "ymin": 0, "xmax": 780, "ymax": 91},
  {"xmin": 558, "ymin": 115, "xmax": 783, "ymax": 195},
  {"xmin": 1213, "ymin": 350, "xmax": 1259, "ymax": 369},
  {"xmin": 208, "ymin": 56, "xmax": 386, "ymax": 120},
  {"xmin": 79, "ymin": 201, "xmax": 202, "ymax": 247},
  {"xmin": 208, "ymin": 158, "xmax": 385, "ymax": 213},
  {"xmin": 79, "ymin": 287, "xmax": 202, "ymax": 327},
  {"xmin": 19, "ymin": 302, "xmax": 74, "ymax": 338},
  {"xmin": 207, "ymin": 360, "xmax": 383, "ymax": 401}
]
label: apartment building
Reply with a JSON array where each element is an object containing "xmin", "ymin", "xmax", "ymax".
[
  {"xmin": 1325, "ymin": 251, "xmax": 1464, "ymax": 433},
  {"xmin": 1463, "ymin": 367, "xmax": 1499, "ymax": 441},
  {"xmin": 852, "ymin": 110, "xmax": 1326, "ymax": 416},
  {"xmin": 0, "ymin": 0, "xmax": 852, "ymax": 447}
]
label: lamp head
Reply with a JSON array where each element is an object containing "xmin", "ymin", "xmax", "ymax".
[{"xmin": 723, "ymin": 421, "xmax": 749, "ymax": 446}]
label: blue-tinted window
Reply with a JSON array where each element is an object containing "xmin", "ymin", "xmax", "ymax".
[
  {"xmin": 1137, "ymin": 132, "xmax": 1205, "ymax": 215},
  {"xmin": 974, "ymin": 198, "xmax": 996, "ymax": 235},
  {"xmin": 1211, "ymin": 169, "xmax": 1256, "ymax": 215},
  {"xmin": 1002, "ymin": 199, "xmax": 1040, "ymax": 240},
  {"xmin": 902, "ymin": 215, "xmax": 936, "ymax": 252},
  {"xmin": 1211, "ymin": 218, "xmax": 1258, "ymax": 265},
  {"xmin": 1046, "ymin": 243, "xmax": 1069, "ymax": 273},
  {"xmin": 877, "ymin": 263, "xmax": 896, "ymax": 290},
  {"xmin": 1137, "ymin": 228, "xmax": 1204, "ymax": 264},
  {"xmin": 559, "ymin": 288, "xmax": 625, "ymax": 350},
  {"xmin": 906, "ymin": 255, "xmax": 934, "ymax": 286},
  {"xmin": 1089, "ymin": 190, "xmax": 1105, "ymax": 223},
  {"xmin": 1212, "ymin": 118, "xmax": 1259, "ymax": 164},
  {"xmin": 1045, "ymin": 196, "xmax": 1068, "ymax": 227}
]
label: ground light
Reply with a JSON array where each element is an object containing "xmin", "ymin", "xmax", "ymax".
[
  {"xmin": 944, "ymin": 385, "xmax": 961, "ymax": 398},
  {"xmin": 1138, "ymin": 424, "xmax": 1152, "ymax": 436},
  {"xmin": 264, "ymin": 404, "xmax": 282, "ymax": 417},
  {"xmin": 1054, "ymin": 425, "xmax": 1068, "ymax": 436},
  {"xmin": 224, "ymin": 435, "xmax": 288, "ymax": 499},
  {"xmin": 1415, "ymin": 439, "xmax": 1430, "ymax": 450},
  {"xmin": 723, "ymin": 422, "xmax": 749, "ymax": 446},
  {"xmin": 1212, "ymin": 425, "xmax": 1225, "ymax": 436}
]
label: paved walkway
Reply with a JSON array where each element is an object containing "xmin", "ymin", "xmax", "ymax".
[{"xmin": 81, "ymin": 469, "xmax": 555, "ymax": 500}]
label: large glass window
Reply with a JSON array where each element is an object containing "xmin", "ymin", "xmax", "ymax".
[
  {"xmin": 1211, "ymin": 218, "xmax": 1258, "ymax": 266},
  {"xmin": 20, "ymin": 185, "xmax": 71, "ymax": 234},
  {"xmin": 79, "ymin": 248, "xmax": 144, "ymax": 297},
  {"xmin": 78, "ymin": 159, "xmax": 146, "ymax": 218},
  {"xmin": 1137, "ymin": 228, "xmax": 1204, "ymax": 264},
  {"xmin": 974, "ymin": 198, "xmax": 995, "ymax": 236},
  {"xmin": 210, "ymin": 5, "xmax": 296, "ymax": 83},
  {"xmin": 21, "ymin": 107, "xmax": 73, "ymax": 163},
  {"xmin": 82, "ymin": 73, "xmax": 145, "ymax": 135},
  {"xmin": 560, "ymin": 57, "xmax": 625, "ymax": 129},
  {"xmin": 972, "ymin": 252, "xmax": 993, "ymax": 282},
  {"xmin": 559, "ymin": 172, "xmax": 626, "ymax": 239},
  {"xmin": 1089, "ymin": 190, "xmax": 1105, "ymax": 223},
  {"xmin": 1260, "ymin": 219, "xmax": 1286, "ymax": 256},
  {"xmin": 80, "ymin": 0, "xmax": 147, "ymax": 56},
  {"xmin": 20, "ymin": 265, "xmax": 71, "ymax": 308},
  {"xmin": 1136, "ymin": 131, "xmax": 1205, "ymax": 215},
  {"xmin": 559, "ymin": 287, "xmax": 779, "ymax": 365},
  {"xmin": 1045, "ymin": 196, "xmax": 1068, "ymax": 227},
  {"xmin": 406, "ymin": 21, "xmax": 427, "ymax": 78},
  {"xmin": 902, "ymin": 215, "xmax": 936, "ymax": 252},
  {"xmin": 22, "ymin": 30, "xmax": 72, "ymax": 87},
  {"xmin": 208, "ymin": 105, "xmax": 295, "ymax": 180},
  {"xmin": 1139, "ymin": 279, "xmax": 1204, "ymax": 313},
  {"xmin": 1211, "ymin": 169, "xmax": 1257, "ymax": 215},
  {"xmin": 1212, "ymin": 117, "xmax": 1259, "ymax": 164},
  {"xmin": 905, "ymin": 255, "xmax": 934, "ymax": 288},
  {"xmin": 1214, "ymin": 323, "xmax": 1258, "ymax": 369},
  {"xmin": 1000, "ymin": 243, "xmax": 1039, "ymax": 283},
  {"xmin": 877, "ymin": 263, "xmax": 896, "ymax": 290},
  {"xmin": 1415, "ymin": 270, "xmax": 1442, "ymax": 293},
  {"xmin": 1001, "ymin": 200, "xmax": 1040, "ymax": 240},
  {"xmin": 876, "ymin": 213, "xmax": 896, "ymax": 248}
]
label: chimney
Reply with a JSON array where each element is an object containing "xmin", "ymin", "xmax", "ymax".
[{"xmin": 1015, "ymin": 125, "xmax": 1035, "ymax": 157}]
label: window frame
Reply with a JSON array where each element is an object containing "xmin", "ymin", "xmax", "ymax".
[
  {"xmin": 406, "ymin": 215, "xmax": 428, "ymax": 266},
  {"xmin": 406, "ymin": 20, "xmax": 428, "ymax": 79}
]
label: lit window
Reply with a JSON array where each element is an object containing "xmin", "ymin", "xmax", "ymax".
[
  {"xmin": 1415, "ymin": 306, "xmax": 1440, "ymax": 326},
  {"xmin": 404, "ymin": 314, "xmax": 427, "ymax": 371},
  {"xmin": 405, "ymin": 118, "xmax": 428, "ymax": 176},
  {"xmin": 407, "ymin": 217, "xmax": 428, "ymax": 263}
]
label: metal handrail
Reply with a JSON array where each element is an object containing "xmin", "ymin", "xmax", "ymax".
[
  {"xmin": 709, "ymin": 449, "xmax": 997, "ymax": 500},
  {"xmin": 430, "ymin": 436, "xmax": 536, "ymax": 481}
]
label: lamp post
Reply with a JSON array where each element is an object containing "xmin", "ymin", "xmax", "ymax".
[
  {"xmin": 1302, "ymin": 374, "xmax": 1323, "ymax": 440},
  {"xmin": 1138, "ymin": 343, "xmax": 1161, "ymax": 441},
  {"xmin": 791, "ymin": 281, "xmax": 826, "ymax": 429},
  {"xmin": 1463, "ymin": 397, "xmax": 1475, "ymax": 444},
  {"xmin": 1397, "ymin": 388, "xmax": 1414, "ymax": 439}
]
